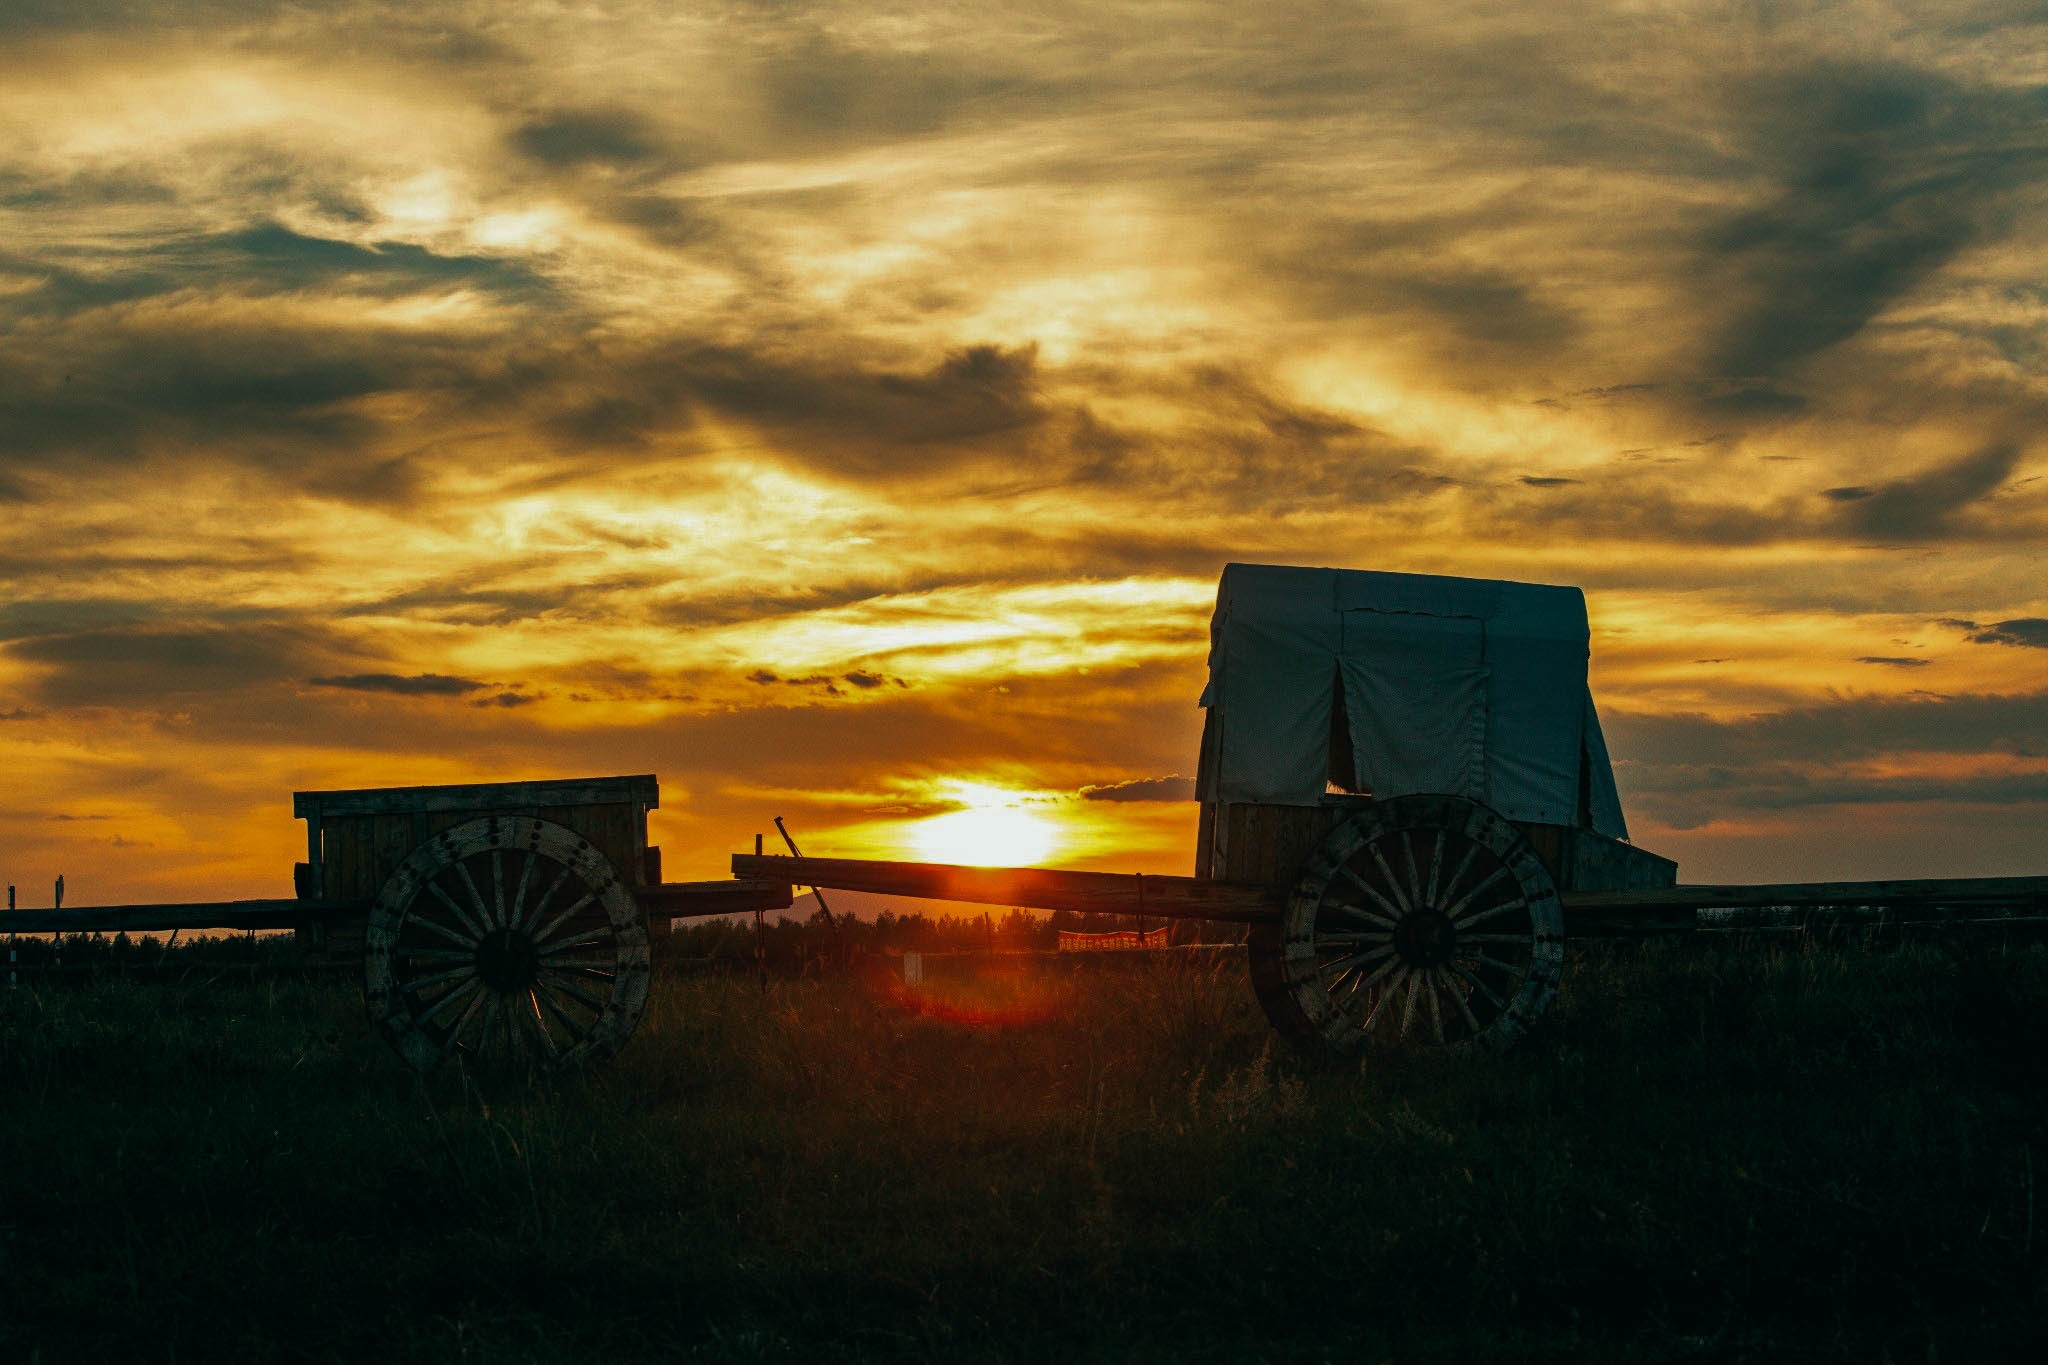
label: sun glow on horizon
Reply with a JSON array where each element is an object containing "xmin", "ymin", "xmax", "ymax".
[{"xmin": 908, "ymin": 783, "xmax": 1064, "ymax": 867}]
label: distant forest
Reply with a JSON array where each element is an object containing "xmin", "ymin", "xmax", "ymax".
[{"xmin": 660, "ymin": 907, "xmax": 1246, "ymax": 967}]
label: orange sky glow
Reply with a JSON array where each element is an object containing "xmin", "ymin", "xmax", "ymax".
[{"xmin": 3, "ymin": 2, "xmax": 2046, "ymax": 906}]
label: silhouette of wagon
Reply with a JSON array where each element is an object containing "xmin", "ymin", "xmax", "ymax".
[
  {"xmin": 10, "ymin": 563, "xmax": 2046, "ymax": 1067},
  {"xmin": 3, "ymin": 774, "xmax": 791, "ymax": 1070},
  {"xmin": 736, "ymin": 563, "xmax": 2048, "ymax": 1056}
]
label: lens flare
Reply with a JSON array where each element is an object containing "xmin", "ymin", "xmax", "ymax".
[{"xmin": 909, "ymin": 785, "xmax": 1062, "ymax": 866}]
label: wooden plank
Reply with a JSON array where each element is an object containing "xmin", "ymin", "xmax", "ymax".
[
  {"xmin": 730, "ymin": 854, "xmax": 1280, "ymax": 922},
  {"xmin": 555, "ymin": 802, "xmax": 644, "ymax": 882},
  {"xmin": 0, "ymin": 899, "xmax": 365, "ymax": 934},
  {"xmin": 1567, "ymin": 875, "xmax": 2048, "ymax": 914},
  {"xmin": 293, "ymin": 774, "xmax": 658, "ymax": 820},
  {"xmin": 1566, "ymin": 875, "xmax": 2048, "ymax": 937},
  {"xmin": 639, "ymin": 879, "xmax": 793, "ymax": 919}
]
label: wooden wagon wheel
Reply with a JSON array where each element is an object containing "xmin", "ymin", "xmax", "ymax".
[
  {"xmin": 364, "ymin": 815, "xmax": 651, "ymax": 1072},
  {"xmin": 1248, "ymin": 794, "xmax": 1563, "ymax": 1055}
]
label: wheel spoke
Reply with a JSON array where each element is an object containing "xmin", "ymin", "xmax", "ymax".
[
  {"xmin": 1456, "ymin": 932, "xmax": 1533, "ymax": 943},
  {"xmin": 1400, "ymin": 831, "xmax": 1425, "ymax": 909},
  {"xmin": 533, "ymin": 892, "xmax": 596, "ymax": 946},
  {"xmin": 1335, "ymin": 864, "xmax": 1406, "ymax": 922},
  {"xmin": 1424, "ymin": 970, "xmax": 1444, "ymax": 1044},
  {"xmin": 452, "ymin": 858, "xmax": 493, "ymax": 931},
  {"xmin": 518, "ymin": 860, "xmax": 574, "ymax": 935},
  {"xmin": 1442, "ymin": 865, "xmax": 1512, "ymax": 921},
  {"xmin": 508, "ymin": 850, "xmax": 537, "ymax": 935},
  {"xmin": 490, "ymin": 850, "xmax": 507, "ymax": 929},
  {"xmin": 539, "ymin": 969, "xmax": 608, "ymax": 1011},
  {"xmin": 405, "ymin": 911, "xmax": 477, "ymax": 949},
  {"xmin": 425, "ymin": 880, "xmax": 488, "ymax": 942},
  {"xmin": 1424, "ymin": 832, "xmax": 1446, "ymax": 907},
  {"xmin": 1448, "ymin": 962, "xmax": 1508, "ymax": 1011},
  {"xmin": 469, "ymin": 995, "xmax": 504, "ymax": 1057},
  {"xmin": 502, "ymin": 993, "xmax": 522, "ymax": 1061},
  {"xmin": 1462, "ymin": 952, "xmax": 1526, "ymax": 978},
  {"xmin": 1313, "ymin": 929, "xmax": 1395, "ymax": 945},
  {"xmin": 538, "ymin": 927, "xmax": 615, "ymax": 956},
  {"xmin": 395, "ymin": 946, "xmax": 475, "ymax": 963},
  {"xmin": 543, "ymin": 963, "xmax": 618, "ymax": 984},
  {"xmin": 1367, "ymin": 843, "xmax": 1414, "ymax": 915},
  {"xmin": 446, "ymin": 984, "xmax": 490, "ymax": 1048},
  {"xmin": 535, "ymin": 980, "xmax": 590, "ymax": 1037},
  {"xmin": 1321, "ymin": 899, "xmax": 1400, "ymax": 932},
  {"xmin": 1456, "ymin": 897, "xmax": 1531, "ymax": 931},
  {"xmin": 399, "ymin": 962, "xmax": 479, "ymax": 994},
  {"xmin": 420, "ymin": 975, "xmax": 482, "ymax": 1023},
  {"xmin": 1447, "ymin": 971, "xmax": 1485, "ymax": 1036},
  {"xmin": 1316, "ymin": 944, "xmax": 1396, "ymax": 980},
  {"xmin": 537, "ymin": 955, "xmax": 618, "ymax": 973},
  {"xmin": 1398, "ymin": 970, "xmax": 1422, "ymax": 1039},
  {"xmin": 1438, "ymin": 841, "xmax": 1480, "ymax": 909},
  {"xmin": 523, "ymin": 990, "xmax": 559, "ymax": 1059},
  {"xmin": 1359, "ymin": 966, "xmax": 1409, "ymax": 1032}
]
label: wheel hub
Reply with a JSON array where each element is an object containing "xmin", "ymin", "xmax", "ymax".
[
  {"xmin": 1393, "ymin": 907, "xmax": 1456, "ymax": 968},
  {"xmin": 475, "ymin": 928, "xmax": 539, "ymax": 994}
]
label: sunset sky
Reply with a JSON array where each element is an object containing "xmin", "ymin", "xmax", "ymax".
[{"xmin": 3, "ymin": 1, "xmax": 2046, "ymax": 906}]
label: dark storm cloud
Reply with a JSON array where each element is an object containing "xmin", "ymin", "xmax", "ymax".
[
  {"xmin": 0, "ymin": 1, "xmax": 514, "ymax": 67},
  {"xmin": 1830, "ymin": 440, "xmax": 2024, "ymax": 538},
  {"xmin": 1964, "ymin": 619, "xmax": 2048, "ymax": 649},
  {"xmin": 0, "ymin": 599, "xmax": 161, "ymax": 642},
  {"xmin": 1855, "ymin": 656, "xmax": 1929, "ymax": 667},
  {"xmin": 6, "ymin": 623, "xmax": 347, "ymax": 705},
  {"xmin": 0, "ymin": 323, "xmax": 390, "ymax": 466},
  {"xmin": 1080, "ymin": 775, "xmax": 1195, "ymax": 802},
  {"xmin": 512, "ymin": 109, "xmax": 665, "ymax": 168},
  {"xmin": 754, "ymin": 32, "xmax": 1044, "ymax": 147},
  {"xmin": 307, "ymin": 672, "xmax": 486, "ymax": 696},
  {"xmin": 1608, "ymin": 689, "xmax": 2048, "ymax": 821},
  {"xmin": 539, "ymin": 341, "xmax": 1048, "ymax": 475},
  {"xmin": 1700, "ymin": 62, "xmax": 2048, "ymax": 381},
  {"xmin": 472, "ymin": 690, "xmax": 536, "ymax": 708},
  {"xmin": 1292, "ymin": 257, "xmax": 1580, "ymax": 355},
  {"xmin": 2, "ymin": 223, "xmax": 546, "ymax": 321},
  {"xmin": 339, "ymin": 573, "xmax": 671, "ymax": 628}
]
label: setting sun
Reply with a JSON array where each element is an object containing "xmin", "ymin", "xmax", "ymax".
[{"xmin": 909, "ymin": 785, "xmax": 1064, "ymax": 867}]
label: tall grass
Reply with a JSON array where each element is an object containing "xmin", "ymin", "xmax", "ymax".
[{"xmin": 3, "ymin": 936, "xmax": 2046, "ymax": 1361}]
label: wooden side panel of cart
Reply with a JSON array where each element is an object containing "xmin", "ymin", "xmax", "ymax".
[{"xmin": 293, "ymin": 774, "xmax": 661, "ymax": 962}]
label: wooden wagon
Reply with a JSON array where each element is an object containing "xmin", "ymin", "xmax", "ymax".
[
  {"xmin": 1, "ymin": 774, "xmax": 791, "ymax": 1070},
  {"xmin": 734, "ymin": 563, "xmax": 2048, "ymax": 1057},
  {"xmin": 8, "ymin": 562, "xmax": 2047, "ymax": 1069}
]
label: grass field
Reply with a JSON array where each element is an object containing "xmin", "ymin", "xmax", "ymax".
[{"xmin": 4, "ymin": 935, "xmax": 2048, "ymax": 1362}]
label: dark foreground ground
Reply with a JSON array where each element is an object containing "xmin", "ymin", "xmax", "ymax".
[{"xmin": 3, "ymin": 936, "xmax": 2047, "ymax": 1363}]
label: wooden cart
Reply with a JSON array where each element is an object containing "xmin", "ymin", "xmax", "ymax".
[
  {"xmin": 1, "ymin": 774, "xmax": 790, "ymax": 1071},
  {"xmin": 730, "ymin": 563, "xmax": 2048, "ymax": 1057},
  {"xmin": 732, "ymin": 796, "xmax": 2048, "ymax": 1057},
  {"xmin": 8, "ymin": 567, "xmax": 2046, "ymax": 1069}
]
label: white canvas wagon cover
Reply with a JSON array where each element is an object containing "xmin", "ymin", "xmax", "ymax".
[{"xmin": 1198, "ymin": 563, "xmax": 1628, "ymax": 837}]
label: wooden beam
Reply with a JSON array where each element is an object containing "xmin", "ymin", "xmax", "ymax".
[
  {"xmin": 1565, "ymin": 875, "xmax": 2048, "ymax": 937},
  {"xmin": 0, "ymin": 899, "xmax": 365, "ymax": 935},
  {"xmin": 293, "ymin": 774, "xmax": 659, "ymax": 820},
  {"xmin": 730, "ymin": 854, "xmax": 1280, "ymax": 923},
  {"xmin": 1566, "ymin": 875, "xmax": 2048, "ymax": 914},
  {"xmin": 638, "ymin": 879, "xmax": 792, "ymax": 920}
]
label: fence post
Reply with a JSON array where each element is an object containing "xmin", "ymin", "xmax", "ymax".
[{"xmin": 6, "ymin": 883, "xmax": 14, "ymax": 991}]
